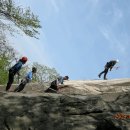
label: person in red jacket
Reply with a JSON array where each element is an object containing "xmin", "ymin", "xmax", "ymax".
[{"xmin": 6, "ymin": 57, "xmax": 28, "ymax": 91}]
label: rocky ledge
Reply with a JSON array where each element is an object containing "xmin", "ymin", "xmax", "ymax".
[{"xmin": 0, "ymin": 79, "xmax": 130, "ymax": 130}]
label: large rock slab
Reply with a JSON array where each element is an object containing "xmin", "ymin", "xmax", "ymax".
[{"xmin": 0, "ymin": 79, "xmax": 130, "ymax": 130}]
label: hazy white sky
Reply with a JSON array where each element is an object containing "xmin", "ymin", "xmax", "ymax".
[{"xmin": 11, "ymin": 0, "xmax": 130, "ymax": 80}]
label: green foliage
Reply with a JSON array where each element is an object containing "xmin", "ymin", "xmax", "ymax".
[
  {"xmin": 0, "ymin": 57, "xmax": 9, "ymax": 84},
  {"xmin": 0, "ymin": 0, "xmax": 41, "ymax": 38},
  {"xmin": 0, "ymin": 33, "xmax": 16, "ymax": 84},
  {"xmin": 32, "ymin": 62, "xmax": 60, "ymax": 83}
]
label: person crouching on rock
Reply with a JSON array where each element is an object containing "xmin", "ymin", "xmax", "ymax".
[
  {"xmin": 98, "ymin": 59, "xmax": 119, "ymax": 80},
  {"xmin": 14, "ymin": 67, "xmax": 37, "ymax": 92},
  {"xmin": 6, "ymin": 57, "xmax": 28, "ymax": 92},
  {"xmin": 45, "ymin": 76, "xmax": 69, "ymax": 93}
]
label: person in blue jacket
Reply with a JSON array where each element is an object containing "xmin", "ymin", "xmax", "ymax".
[
  {"xmin": 45, "ymin": 76, "xmax": 69, "ymax": 93},
  {"xmin": 6, "ymin": 57, "xmax": 28, "ymax": 91},
  {"xmin": 14, "ymin": 67, "xmax": 37, "ymax": 92}
]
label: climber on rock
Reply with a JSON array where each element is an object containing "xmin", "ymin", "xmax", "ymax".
[
  {"xmin": 14, "ymin": 67, "xmax": 37, "ymax": 92},
  {"xmin": 44, "ymin": 76, "xmax": 69, "ymax": 93},
  {"xmin": 98, "ymin": 59, "xmax": 119, "ymax": 80},
  {"xmin": 6, "ymin": 57, "xmax": 28, "ymax": 91}
]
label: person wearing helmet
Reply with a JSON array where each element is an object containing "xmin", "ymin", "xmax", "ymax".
[
  {"xmin": 98, "ymin": 59, "xmax": 119, "ymax": 80},
  {"xmin": 45, "ymin": 76, "xmax": 69, "ymax": 93},
  {"xmin": 6, "ymin": 57, "xmax": 28, "ymax": 91},
  {"xmin": 14, "ymin": 67, "xmax": 37, "ymax": 92}
]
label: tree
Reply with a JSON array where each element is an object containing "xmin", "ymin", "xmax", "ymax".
[
  {"xmin": 0, "ymin": 31, "xmax": 17, "ymax": 62},
  {"xmin": 0, "ymin": 57, "xmax": 9, "ymax": 84},
  {"xmin": 0, "ymin": 0, "xmax": 41, "ymax": 84},
  {"xmin": 32, "ymin": 62, "xmax": 59, "ymax": 84},
  {"xmin": 0, "ymin": 36, "xmax": 16, "ymax": 62},
  {"xmin": 0, "ymin": 41, "xmax": 14, "ymax": 84},
  {"xmin": 0, "ymin": 31, "xmax": 17, "ymax": 84},
  {"xmin": 0, "ymin": 0, "xmax": 41, "ymax": 38}
]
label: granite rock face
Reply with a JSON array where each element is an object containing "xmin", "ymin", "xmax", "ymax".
[{"xmin": 0, "ymin": 79, "xmax": 130, "ymax": 130}]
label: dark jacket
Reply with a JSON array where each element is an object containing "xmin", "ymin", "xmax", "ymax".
[
  {"xmin": 105, "ymin": 60, "xmax": 116, "ymax": 69},
  {"xmin": 9, "ymin": 60, "xmax": 23, "ymax": 74}
]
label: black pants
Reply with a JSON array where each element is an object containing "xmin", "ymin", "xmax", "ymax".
[
  {"xmin": 45, "ymin": 80, "xmax": 58, "ymax": 93},
  {"xmin": 99, "ymin": 68, "xmax": 109, "ymax": 79},
  {"xmin": 14, "ymin": 79, "xmax": 28, "ymax": 92},
  {"xmin": 6, "ymin": 71, "xmax": 15, "ymax": 91}
]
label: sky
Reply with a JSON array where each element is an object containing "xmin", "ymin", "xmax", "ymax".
[{"xmin": 10, "ymin": 0, "xmax": 130, "ymax": 80}]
